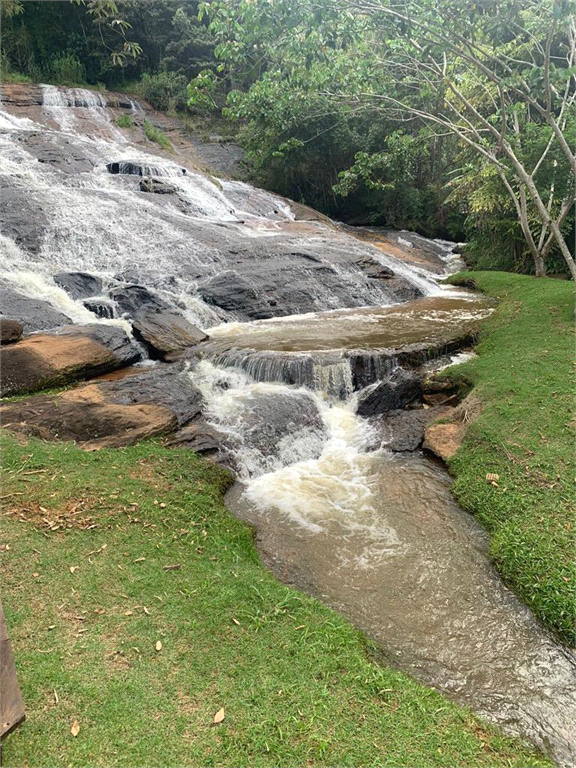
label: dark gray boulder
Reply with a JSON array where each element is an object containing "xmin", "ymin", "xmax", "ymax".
[
  {"xmin": 370, "ymin": 407, "xmax": 451, "ymax": 452},
  {"xmin": 238, "ymin": 390, "xmax": 325, "ymax": 464},
  {"xmin": 0, "ymin": 285, "xmax": 72, "ymax": 332},
  {"xmin": 199, "ymin": 271, "xmax": 273, "ymax": 320},
  {"xmin": 1, "ymin": 319, "xmax": 23, "ymax": 344},
  {"xmin": 109, "ymin": 284, "xmax": 167, "ymax": 316},
  {"xmin": 54, "ymin": 272, "xmax": 103, "ymax": 300},
  {"xmin": 132, "ymin": 308, "xmax": 208, "ymax": 360},
  {"xmin": 356, "ymin": 369, "xmax": 422, "ymax": 417}
]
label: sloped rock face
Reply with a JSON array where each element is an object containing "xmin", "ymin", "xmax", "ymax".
[
  {"xmin": 0, "ymin": 324, "xmax": 140, "ymax": 397},
  {"xmin": 0, "ymin": 185, "xmax": 47, "ymax": 255},
  {"xmin": 199, "ymin": 271, "xmax": 274, "ymax": 320},
  {"xmin": 165, "ymin": 421, "xmax": 234, "ymax": 468},
  {"xmin": 0, "ymin": 286, "xmax": 72, "ymax": 333},
  {"xmin": 54, "ymin": 272, "xmax": 103, "ymax": 300},
  {"xmin": 0, "ymin": 364, "xmax": 203, "ymax": 450}
]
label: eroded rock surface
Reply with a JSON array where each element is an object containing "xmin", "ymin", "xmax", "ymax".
[
  {"xmin": 1, "ymin": 364, "xmax": 203, "ymax": 450},
  {"xmin": 0, "ymin": 324, "xmax": 140, "ymax": 397}
]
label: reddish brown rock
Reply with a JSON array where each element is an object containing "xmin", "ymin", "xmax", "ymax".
[
  {"xmin": 0, "ymin": 325, "xmax": 140, "ymax": 397},
  {"xmin": 1, "ymin": 364, "xmax": 204, "ymax": 450},
  {"xmin": 423, "ymin": 422, "xmax": 466, "ymax": 462}
]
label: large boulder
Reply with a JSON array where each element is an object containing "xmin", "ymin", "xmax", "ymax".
[
  {"xmin": 132, "ymin": 308, "xmax": 208, "ymax": 360},
  {"xmin": 0, "ymin": 324, "xmax": 141, "ymax": 397},
  {"xmin": 0, "ymin": 286, "xmax": 72, "ymax": 333},
  {"xmin": 231, "ymin": 390, "xmax": 326, "ymax": 470},
  {"xmin": 0, "ymin": 319, "xmax": 23, "ymax": 345},
  {"xmin": 356, "ymin": 369, "xmax": 422, "ymax": 417},
  {"xmin": 0, "ymin": 364, "xmax": 203, "ymax": 450},
  {"xmin": 53, "ymin": 272, "xmax": 103, "ymax": 300}
]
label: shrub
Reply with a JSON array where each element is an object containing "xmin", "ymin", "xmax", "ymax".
[
  {"xmin": 136, "ymin": 71, "xmax": 188, "ymax": 113},
  {"xmin": 115, "ymin": 114, "xmax": 134, "ymax": 129},
  {"xmin": 143, "ymin": 119, "xmax": 173, "ymax": 151}
]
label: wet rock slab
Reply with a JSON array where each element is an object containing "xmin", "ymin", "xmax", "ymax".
[
  {"xmin": 0, "ymin": 324, "xmax": 140, "ymax": 397},
  {"xmin": 54, "ymin": 272, "xmax": 103, "ymax": 300},
  {"xmin": 0, "ymin": 286, "xmax": 72, "ymax": 333}
]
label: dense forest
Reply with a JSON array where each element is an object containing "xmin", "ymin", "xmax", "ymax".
[{"xmin": 1, "ymin": 0, "xmax": 575, "ymax": 277}]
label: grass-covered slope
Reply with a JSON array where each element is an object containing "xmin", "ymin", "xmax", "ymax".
[
  {"xmin": 1, "ymin": 435, "xmax": 548, "ymax": 768},
  {"xmin": 445, "ymin": 272, "xmax": 575, "ymax": 643}
]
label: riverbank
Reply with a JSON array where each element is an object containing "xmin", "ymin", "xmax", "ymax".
[
  {"xmin": 1, "ymin": 434, "xmax": 548, "ymax": 768},
  {"xmin": 444, "ymin": 272, "xmax": 575, "ymax": 644}
]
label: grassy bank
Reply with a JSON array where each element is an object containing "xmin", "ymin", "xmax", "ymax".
[
  {"xmin": 445, "ymin": 272, "xmax": 575, "ymax": 643},
  {"xmin": 1, "ymin": 434, "xmax": 547, "ymax": 767}
]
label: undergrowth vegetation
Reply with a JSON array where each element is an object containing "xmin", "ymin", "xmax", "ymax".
[
  {"xmin": 1, "ymin": 435, "xmax": 548, "ymax": 768},
  {"xmin": 444, "ymin": 272, "xmax": 575, "ymax": 643},
  {"xmin": 143, "ymin": 119, "xmax": 173, "ymax": 151}
]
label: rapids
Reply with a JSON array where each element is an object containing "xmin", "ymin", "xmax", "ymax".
[{"xmin": 1, "ymin": 85, "xmax": 575, "ymax": 766}]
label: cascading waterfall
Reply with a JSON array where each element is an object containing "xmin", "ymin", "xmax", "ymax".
[{"xmin": 2, "ymin": 86, "xmax": 574, "ymax": 766}]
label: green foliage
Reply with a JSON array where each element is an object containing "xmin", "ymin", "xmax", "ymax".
[
  {"xmin": 198, "ymin": 0, "xmax": 575, "ymax": 274},
  {"xmin": 46, "ymin": 53, "xmax": 86, "ymax": 85},
  {"xmin": 0, "ymin": 434, "xmax": 550, "ymax": 767},
  {"xmin": 1, "ymin": 1, "xmax": 214, "ymax": 92},
  {"xmin": 136, "ymin": 70, "xmax": 189, "ymax": 113},
  {"xmin": 444, "ymin": 272, "xmax": 576, "ymax": 642},
  {"xmin": 114, "ymin": 113, "xmax": 133, "ymax": 128},
  {"xmin": 143, "ymin": 118, "xmax": 173, "ymax": 151}
]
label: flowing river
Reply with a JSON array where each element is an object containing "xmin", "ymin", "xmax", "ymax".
[{"xmin": 1, "ymin": 85, "xmax": 575, "ymax": 765}]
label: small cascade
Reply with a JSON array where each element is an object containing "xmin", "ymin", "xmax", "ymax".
[{"xmin": 41, "ymin": 83, "xmax": 127, "ymax": 141}]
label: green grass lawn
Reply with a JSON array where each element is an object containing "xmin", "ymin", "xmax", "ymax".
[
  {"xmin": 1, "ymin": 435, "xmax": 548, "ymax": 768},
  {"xmin": 445, "ymin": 272, "xmax": 575, "ymax": 643}
]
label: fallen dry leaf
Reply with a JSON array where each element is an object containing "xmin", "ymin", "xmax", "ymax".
[
  {"xmin": 155, "ymin": 640, "xmax": 162, "ymax": 651},
  {"xmin": 163, "ymin": 564, "xmax": 181, "ymax": 571},
  {"xmin": 485, "ymin": 473, "xmax": 499, "ymax": 483},
  {"xmin": 231, "ymin": 618, "xmax": 240, "ymax": 626},
  {"xmin": 69, "ymin": 566, "xmax": 79, "ymax": 574},
  {"xmin": 71, "ymin": 720, "xmax": 80, "ymax": 737},
  {"xmin": 124, "ymin": 611, "xmax": 133, "ymax": 616},
  {"xmin": 213, "ymin": 707, "xmax": 225, "ymax": 724}
]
